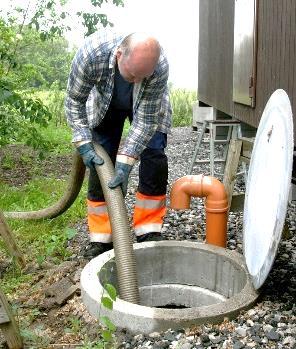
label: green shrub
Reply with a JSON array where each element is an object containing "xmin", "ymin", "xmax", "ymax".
[
  {"xmin": 0, "ymin": 98, "xmax": 51, "ymax": 152},
  {"xmin": 35, "ymin": 82, "xmax": 66, "ymax": 126},
  {"xmin": 170, "ymin": 88, "xmax": 197, "ymax": 127}
]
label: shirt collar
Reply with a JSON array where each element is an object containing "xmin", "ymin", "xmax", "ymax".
[{"xmin": 108, "ymin": 34, "xmax": 126, "ymax": 69}]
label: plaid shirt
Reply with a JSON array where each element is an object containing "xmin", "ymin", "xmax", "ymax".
[{"xmin": 65, "ymin": 30, "xmax": 172, "ymax": 158}]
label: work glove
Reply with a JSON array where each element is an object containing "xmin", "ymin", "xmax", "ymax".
[
  {"xmin": 77, "ymin": 142, "xmax": 104, "ymax": 169},
  {"xmin": 108, "ymin": 160, "xmax": 133, "ymax": 196}
]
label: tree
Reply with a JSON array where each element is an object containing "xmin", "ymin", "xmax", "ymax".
[
  {"xmin": 0, "ymin": 19, "xmax": 52, "ymax": 150},
  {"xmin": 0, "ymin": 0, "xmax": 124, "ymax": 150},
  {"xmin": 16, "ymin": 27, "xmax": 75, "ymax": 89},
  {"xmin": 3, "ymin": 0, "xmax": 124, "ymax": 39}
]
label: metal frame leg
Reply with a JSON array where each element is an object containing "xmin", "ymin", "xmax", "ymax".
[
  {"xmin": 209, "ymin": 122, "xmax": 215, "ymax": 176},
  {"xmin": 237, "ymin": 125, "xmax": 248, "ymax": 183},
  {"xmin": 221, "ymin": 126, "xmax": 234, "ymax": 173},
  {"xmin": 189, "ymin": 121, "xmax": 207, "ymax": 174}
]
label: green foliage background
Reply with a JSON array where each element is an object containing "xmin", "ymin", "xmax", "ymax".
[{"xmin": 0, "ymin": 0, "xmax": 124, "ymax": 151}]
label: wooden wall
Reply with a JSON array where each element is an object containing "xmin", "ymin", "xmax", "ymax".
[{"xmin": 198, "ymin": 0, "xmax": 296, "ymax": 141}]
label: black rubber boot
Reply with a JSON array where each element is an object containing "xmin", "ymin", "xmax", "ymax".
[
  {"xmin": 136, "ymin": 232, "xmax": 163, "ymax": 243},
  {"xmin": 84, "ymin": 242, "xmax": 113, "ymax": 258}
]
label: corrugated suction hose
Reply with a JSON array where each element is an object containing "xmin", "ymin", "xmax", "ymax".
[
  {"xmin": 93, "ymin": 143, "xmax": 140, "ymax": 304},
  {"xmin": 3, "ymin": 144, "xmax": 140, "ymax": 303},
  {"xmin": 4, "ymin": 153, "xmax": 85, "ymax": 219}
]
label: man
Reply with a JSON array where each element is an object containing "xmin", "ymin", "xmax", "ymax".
[{"xmin": 65, "ymin": 31, "xmax": 172, "ymax": 257}]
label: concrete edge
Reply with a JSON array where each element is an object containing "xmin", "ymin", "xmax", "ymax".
[{"xmin": 80, "ymin": 241, "xmax": 259, "ymax": 333}]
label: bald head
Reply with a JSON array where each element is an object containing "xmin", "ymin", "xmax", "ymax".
[
  {"xmin": 116, "ymin": 33, "xmax": 161, "ymax": 83},
  {"xmin": 120, "ymin": 33, "xmax": 161, "ymax": 60}
]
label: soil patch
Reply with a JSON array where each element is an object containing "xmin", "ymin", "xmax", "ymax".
[{"xmin": 0, "ymin": 144, "xmax": 72, "ymax": 187}]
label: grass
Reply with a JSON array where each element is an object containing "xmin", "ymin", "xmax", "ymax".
[
  {"xmin": 0, "ymin": 177, "xmax": 87, "ymax": 294},
  {"xmin": 32, "ymin": 89, "xmax": 73, "ymax": 155},
  {"xmin": 37, "ymin": 120, "xmax": 73, "ymax": 155}
]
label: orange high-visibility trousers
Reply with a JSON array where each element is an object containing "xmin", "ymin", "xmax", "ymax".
[
  {"xmin": 133, "ymin": 192, "xmax": 166, "ymax": 238},
  {"xmin": 87, "ymin": 199, "xmax": 112, "ymax": 243},
  {"xmin": 87, "ymin": 193, "xmax": 166, "ymax": 241}
]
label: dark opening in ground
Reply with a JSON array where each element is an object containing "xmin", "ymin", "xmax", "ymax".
[{"xmin": 155, "ymin": 304, "xmax": 188, "ymax": 309}]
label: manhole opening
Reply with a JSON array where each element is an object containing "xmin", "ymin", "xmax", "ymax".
[
  {"xmin": 138, "ymin": 284, "xmax": 227, "ymax": 307},
  {"xmin": 98, "ymin": 247, "xmax": 247, "ymax": 308},
  {"xmin": 155, "ymin": 304, "xmax": 188, "ymax": 309},
  {"xmin": 82, "ymin": 242, "xmax": 258, "ymax": 333}
]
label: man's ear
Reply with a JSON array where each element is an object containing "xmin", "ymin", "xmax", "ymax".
[{"xmin": 116, "ymin": 48, "xmax": 122, "ymax": 60}]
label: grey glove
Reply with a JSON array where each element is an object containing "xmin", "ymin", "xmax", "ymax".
[
  {"xmin": 77, "ymin": 143, "xmax": 104, "ymax": 169},
  {"xmin": 108, "ymin": 161, "xmax": 133, "ymax": 196}
]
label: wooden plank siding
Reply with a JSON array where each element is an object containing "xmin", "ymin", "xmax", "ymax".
[
  {"xmin": 198, "ymin": 0, "xmax": 235, "ymax": 116},
  {"xmin": 198, "ymin": 0, "xmax": 296, "ymax": 141}
]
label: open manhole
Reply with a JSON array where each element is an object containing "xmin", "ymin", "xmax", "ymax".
[
  {"xmin": 81, "ymin": 241, "xmax": 258, "ymax": 333},
  {"xmin": 81, "ymin": 89, "xmax": 294, "ymax": 333}
]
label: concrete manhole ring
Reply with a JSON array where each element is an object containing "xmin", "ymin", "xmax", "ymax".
[{"xmin": 81, "ymin": 241, "xmax": 258, "ymax": 333}]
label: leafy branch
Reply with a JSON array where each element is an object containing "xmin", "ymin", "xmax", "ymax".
[
  {"xmin": 0, "ymin": 0, "xmax": 124, "ymax": 152},
  {"xmin": 100, "ymin": 283, "xmax": 117, "ymax": 346}
]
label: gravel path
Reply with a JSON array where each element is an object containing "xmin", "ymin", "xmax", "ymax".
[{"xmin": 72, "ymin": 126, "xmax": 296, "ymax": 349}]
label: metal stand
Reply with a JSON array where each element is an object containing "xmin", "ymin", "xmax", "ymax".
[
  {"xmin": 223, "ymin": 137, "xmax": 254, "ymax": 211},
  {"xmin": 189, "ymin": 119, "xmax": 242, "ymax": 177}
]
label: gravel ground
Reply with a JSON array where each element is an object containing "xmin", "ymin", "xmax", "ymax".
[{"xmin": 71, "ymin": 126, "xmax": 296, "ymax": 349}]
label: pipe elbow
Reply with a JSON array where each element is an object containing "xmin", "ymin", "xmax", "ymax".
[
  {"xmin": 170, "ymin": 174, "xmax": 229, "ymax": 248},
  {"xmin": 170, "ymin": 175, "xmax": 204, "ymax": 209},
  {"xmin": 170, "ymin": 174, "xmax": 228, "ymax": 212},
  {"xmin": 202, "ymin": 176, "xmax": 229, "ymax": 213}
]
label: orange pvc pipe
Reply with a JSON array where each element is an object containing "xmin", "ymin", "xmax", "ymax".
[{"xmin": 170, "ymin": 175, "xmax": 229, "ymax": 248}]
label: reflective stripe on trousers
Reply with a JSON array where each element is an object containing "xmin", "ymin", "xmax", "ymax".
[
  {"xmin": 86, "ymin": 109, "xmax": 168, "ymax": 242},
  {"xmin": 87, "ymin": 199, "xmax": 112, "ymax": 243},
  {"xmin": 87, "ymin": 192, "xmax": 166, "ymax": 241},
  {"xmin": 133, "ymin": 192, "xmax": 166, "ymax": 237}
]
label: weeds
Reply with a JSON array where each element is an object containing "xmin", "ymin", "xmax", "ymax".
[
  {"xmin": 65, "ymin": 316, "xmax": 83, "ymax": 335},
  {"xmin": 37, "ymin": 120, "xmax": 72, "ymax": 155},
  {"xmin": 20, "ymin": 326, "xmax": 51, "ymax": 348},
  {"xmin": 80, "ymin": 340, "xmax": 107, "ymax": 349},
  {"xmin": 0, "ymin": 178, "xmax": 86, "ymax": 293},
  {"xmin": 98, "ymin": 283, "xmax": 117, "ymax": 347},
  {"xmin": 1, "ymin": 154, "xmax": 15, "ymax": 170},
  {"xmin": 27, "ymin": 308, "xmax": 42, "ymax": 323},
  {"xmin": 170, "ymin": 87, "xmax": 197, "ymax": 127}
]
